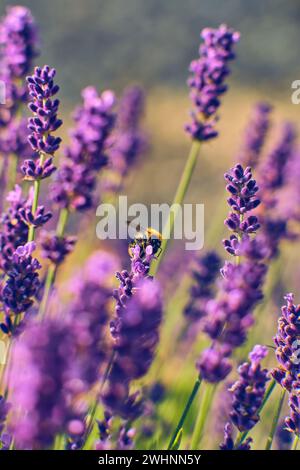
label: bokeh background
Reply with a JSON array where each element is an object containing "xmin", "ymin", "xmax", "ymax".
[{"xmin": 1, "ymin": 0, "xmax": 300, "ymax": 450}]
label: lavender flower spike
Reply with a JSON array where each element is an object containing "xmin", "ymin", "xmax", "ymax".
[
  {"xmin": 0, "ymin": 6, "xmax": 39, "ymax": 80},
  {"xmin": 229, "ymin": 345, "xmax": 269, "ymax": 432},
  {"xmin": 223, "ymin": 164, "xmax": 260, "ymax": 257},
  {"xmin": 220, "ymin": 422, "xmax": 252, "ymax": 450},
  {"xmin": 103, "ymin": 279, "xmax": 163, "ymax": 419},
  {"xmin": 1, "ymin": 242, "xmax": 41, "ymax": 314},
  {"xmin": 186, "ymin": 24, "xmax": 240, "ymax": 141},
  {"xmin": 271, "ymin": 294, "xmax": 300, "ymax": 438},
  {"xmin": 184, "ymin": 251, "xmax": 221, "ymax": 323},
  {"xmin": 22, "ymin": 66, "xmax": 62, "ymax": 181},
  {"xmin": 239, "ymin": 102, "xmax": 272, "ymax": 168},
  {"xmin": 51, "ymin": 87, "xmax": 115, "ymax": 211}
]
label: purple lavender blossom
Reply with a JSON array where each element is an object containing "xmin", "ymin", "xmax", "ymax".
[
  {"xmin": 238, "ymin": 102, "xmax": 272, "ymax": 168},
  {"xmin": 220, "ymin": 422, "xmax": 252, "ymax": 450},
  {"xmin": 0, "ymin": 6, "xmax": 38, "ymax": 80},
  {"xmin": 260, "ymin": 122, "xmax": 296, "ymax": 196},
  {"xmin": 0, "ymin": 395, "xmax": 11, "ymax": 450},
  {"xmin": 111, "ymin": 244, "xmax": 155, "ymax": 338},
  {"xmin": 0, "ymin": 396, "xmax": 10, "ymax": 438},
  {"xmin": 1, "ymin": 242, "xmax": 41, "ymax": 315},
  {"xmin": 94, "ymin": 413, "xmax": 135, "ymax": 450},
  {"xmin": 0, "ymin": 6, "xmax": 39, "ymax": 128},
  {"xmin": 197, "ymin": 164, "xmax": 266, "ymax": 383},
  {"xmin": 67, "ymin": 269, "xmax": 112, "ymax": 389},
  {"xmin": 196, "ymin": 347, "xmax": 232, "ymax": 383},
  {"xmin": 0, "ymin": 185, "xmax": 30, "ymax": 271},
  {"xmin": 271, "ymin": 293, "xmax": 300, "ymax": 392},
  {"xmin": 184, "ymin": 251, "xmax": 221, "ymax": 322},
  {"xmin": 276, "ymin": 419, "xmax": 293, "ymax": 450},
  {"xmin": 109, "ymin": 86, "xmax": 148, "ymax": 181},
  {"xmin": 40, "ymin": 231, "xmax": 76, "ymax": 265},
  {"xmin": 0, "ymin": 7, "xmax": 39, "ymax": 186},
  {"xmin": 51, "ymin": 88, "xmax": 115, "ymax": 211},
  {"xmin": 19, "ymin": 205, "xmax": 52, "ymax": 228},
  {"xmin": 103, "ymin": 279, "xmax": 163, "ymax": 419},
  {"xmin": 0, "ymin": 118, "xmax": 36, "ymax": 160},
  {"xmin": 8, "ymin": 317, "xmax": 88, "ymax": 449},
  {"xmin": 272, "ymin": 294, "xmax": 300, "ymax": 438},
  {"xmin": 285, "ymin": 395, "xmax": 300, "ymax": 436},
  {"xmin": 223, "ymin": 164, "xmax": 260, "ymax": 256},
  {"xmin": 255, "ymin": 123, "xmax": 297, "ymax": 260},
  {"xmin": 186, "ymin": 24, "xmax": 240, "ymax": 141},
  {"xmin": 229, "ymin": 345, "xmax": 269, "ymax": 432},
  {"xmin": 25, "ymin": 65, "xmax": 62, "ymax": 158},
  {"xmin": 94, "ymin": 412, "xmax": 113, "ymax": 450},
  {"xmin": 21, "ymin": 156, "xmax": 56, "ymax": 180}
]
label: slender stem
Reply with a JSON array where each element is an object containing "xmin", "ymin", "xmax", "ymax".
[
  {"xmin": 167, "ymin": 376, "xmax": 202, "ymax": 450},
  {"xmin": 39, "ymin": 264, "xmax": 56, "ymax": 318},
  {"xmin": 27, "ymin": 154, "xmax": 46, "ymax": 242},
  {"xmin": 8, "ymin": 154, "xmax": 18, "ymax": 191},
  {"xmin": 190, "ymin": 382, "xmax": 216, "ymax": 449},
  {"xmin": 265, "ymin": 388, "xmax": 286, "ymax": 450},
  {"xmin": 56, "ymin": 207, "xmax": 69, "ymax": 237},
  {"xmin": 292, "ymin": 434, "xmax": 299, "ymax": 450},
  {"xmin": 82, "ymin": 350, "xmax": 117, "ymax": 448},
  {"xmin": 0, "ymin": 153, "xmax": 9, "ymax": 213},
  {"xmin": 150, "ymin": 140, "xmax": 201, "ymax": 276},
  {"xmin": 236, "ymin": 378, "xmax": 277, "ymax": 447}
]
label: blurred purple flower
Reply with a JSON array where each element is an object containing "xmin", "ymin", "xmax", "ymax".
[
  {"xmin": 238, "ymin": 102, "xmax": 272, "ymax": 168},
  {"xmin": 271, "ymin": 293, "xmax": 300, "ymax": 437},
  {"xmin": 184, "ymin": 250, "xmax": 221, "ymax": 323},
  {"xmin": 220, "ymin": 422, "xmax": 252, "ymax": 450},
  {"xmin": 108, "ymin": 86, "xmax": 148, "ymax": 184},
  {"xmin": 8, "ymin": 317, "xmax": 88, "ymax": 449},
  {"xmin": 1, "ymin": 241, "xmax": 41, "ymax": 315},
  {"xmin": 40, "ymin": 231, "xmax": 76, "ymax": 265},
  {"xmin": 0, "ymin": 6, "xmax": 38, "ymax": 80},
  {"xmin": 103, "ymin": 279, "xmax": 163, "ymax": 419},
  {"xmin": 229, "ymin": 345, "xmax": 269, "ymax": 432},
  {"xmin": 0, "ymin": 185, "xmax": 31, "ymax": 271},
  {"xmin": 51, "ymin": 87, "xmax": 115, "ymax": 211}
]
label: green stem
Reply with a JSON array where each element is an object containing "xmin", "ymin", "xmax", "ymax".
[
  {"xmin": 56, "ymin": 207, "xmax": 69, "ymax": 237},
  {"xmin": 292, "ymin": 434, "xmax": 299, "ymax": 450},
  {"xmin": 27, "ymin": 154, "xmax": 46, "ymax": 242},
  {"xmin": 39, "ymin": 264, "xmax": 56, "ymax": 318},
  {"xmin": 265, "ymin": 388, "xmax": 286, "ymax": 450},
  {"xmin": 8, "ymin": 154, "xmax": 18, "ymax": 191},
  {"xmin": 236, "ymin": 379, "xmax": 277, "ymax": 447},
  {"xmin": 190, "ymin": 382, "xmax": 216, "ymax": 449},
  {"xmin": 167, "ymin": 376, "xmax": 202, "ymax": 450},
  {"xmin": 150, "ymin": 140, "xmax": 201, "ymax": 276}
]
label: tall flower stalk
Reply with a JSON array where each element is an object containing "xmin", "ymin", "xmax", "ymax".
[
  {"xmin": 271, "ymin": 293, "xmax": 300, "ymax": 450},
  {"xmin": 0, "ymin": 6, "xmax": 39, "ymax": 199},
  {"xmin": 220, "ymin": 344, "xmax": 269, "ymax": 450},
  {"xmin": 24, "ymin": 65, "xmax": 62, "ymax": 242},
  {"xmin": 168, "ymin": 164, "xmax": 266, "ymax": 449},
  {"xmin": 151, "ymin": 24, "xmax": 240, "ymax": 275}
]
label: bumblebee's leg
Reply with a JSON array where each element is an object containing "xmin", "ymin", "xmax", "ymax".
[{"xmin": 156, "ymin": 247, "xmax": 162, "ymax": 258}]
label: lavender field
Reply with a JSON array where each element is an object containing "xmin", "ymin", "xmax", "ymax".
[{"xmin": 0, "ymin": 3, "xmax": 300, "ymax": 455}]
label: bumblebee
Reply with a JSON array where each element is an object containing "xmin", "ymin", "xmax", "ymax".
[{"xmin": 128, "ymin": 223, "xmax": 162, "ymax": 259}]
